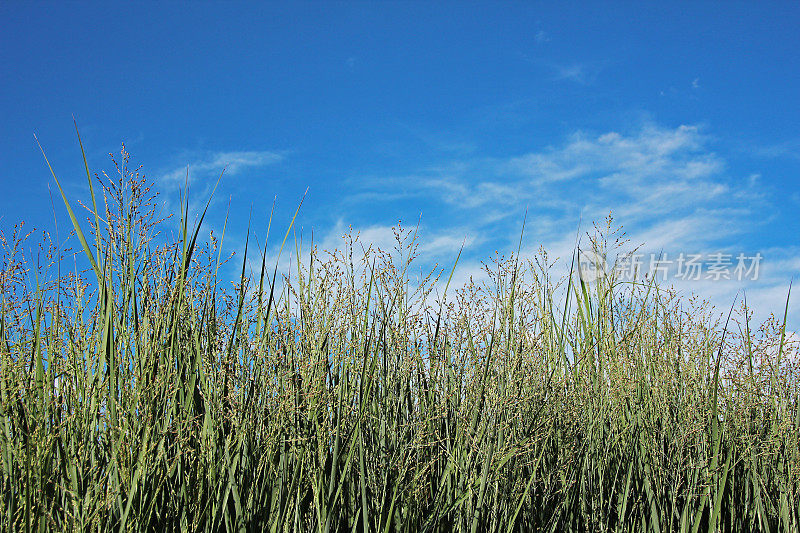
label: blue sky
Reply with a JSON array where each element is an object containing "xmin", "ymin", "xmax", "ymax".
[{"xmin": 2, "ymin": 2, "xmax": 799, "ymax": 323}]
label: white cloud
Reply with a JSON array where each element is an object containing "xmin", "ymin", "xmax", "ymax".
[
  {"xmin": 550, "ymin": 61, "xmax": 605, "ymax": 85},
  {"xmin": 316, "ymin": 220, "xmax": 477, "ymax": 264},
  {"xmin": 159, "ymin": 150, "xmax": 283, "ymax": 189},
  {"xmin": 350, "ymin": 124, "xmax": 751, "ymax": 238},
  {"xmin": 752, "ymin": 138, "xmax": 800, "ymax": 160},
  {"xmin": 345, "ymin": 122, "xmax": 796, "ymax": 324},
  {"xmin": 555, "ymin": 64, "xmax": 588, "ymax": 84}
]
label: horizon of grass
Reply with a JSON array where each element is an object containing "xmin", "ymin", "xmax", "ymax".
[{"xmin": 0, "ymin": 137, "xmax": 798, "ymax": 531}]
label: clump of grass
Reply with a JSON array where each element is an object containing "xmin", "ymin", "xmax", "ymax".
[{"xmin": 1, "ymin": 138, "xmax": 798, "ymax": 532}]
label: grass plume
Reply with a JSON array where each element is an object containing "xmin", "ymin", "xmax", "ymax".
[{"xmin": 0, "ymin": 142, "xmax": 798, "ymax": 531}]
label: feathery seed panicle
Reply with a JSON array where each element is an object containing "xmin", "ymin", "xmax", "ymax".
[{"xmin": 0, "ymin": 142, "xmax": 797, "ymax": 531}]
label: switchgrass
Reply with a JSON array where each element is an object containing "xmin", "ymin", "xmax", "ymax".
[{"xmin": 1, "ymin": 141, "xmax": 798, "ymax": 531}]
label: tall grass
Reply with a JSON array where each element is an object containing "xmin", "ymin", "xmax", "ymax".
[{"xmin": 1, "ymin": 141, "xmax": 798, "ymax": 531}]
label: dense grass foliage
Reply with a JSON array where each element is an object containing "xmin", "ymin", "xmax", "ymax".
[{"xmin": 1, "ymin": 145, "xmax": 799, "ymax": 532}]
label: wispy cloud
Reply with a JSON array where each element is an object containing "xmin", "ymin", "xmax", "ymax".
[
  {"xmin": 518, "ymin": 55, "xmax": 605, "ymax": 85},
  {"xmin": 751, "ymin": 138, "xmax": 800, "ymax": 160},
  {"xmin": 357, "ymin": 123, "xmax": 745, "ymax": 225},
  {"xmin": 344, "ymin": 122, "xmax": 795, "ymax": 323},
  {"xmin": 555, "ymin": 64, "xmax": 589, "ymax": 84},
  {"xmin": 552, "ymin": 62, "xmax": 606, "ymax": 85},
  {"xmin": 318, "ymin": 220, "xmax": 478, "ymax": 262},
  {"xmin": 159, "ymin": 150, "xmax": 284, "ymax": 189}
]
